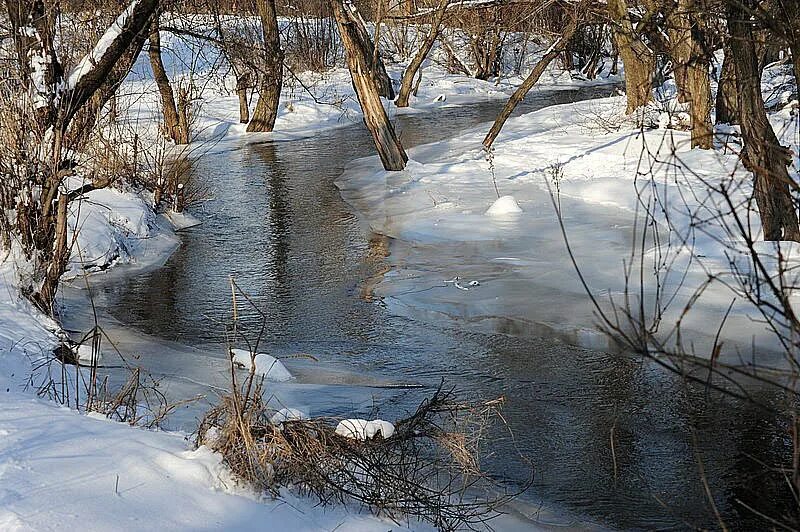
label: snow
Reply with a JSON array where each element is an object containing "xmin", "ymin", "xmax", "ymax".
[
  {"xmin": 164, "ymin": 210, "xmax": 202, "ymax": 230},
  {"xmin": 336, "ymin": 84, "xmax": 800, "ymax": 363},
  {"xmin": 335, "ymin": 419, "xmax": 395, "ymax": 440},
  {"xmin": 270, "ymin": 408, "xmax": 309, "ymax": 425},
  {"xmin": 231, "ymin": 348, "xmax": 294, "ymax": 382},
  {"xmin": 0, "ymin": 394, "xmax": 416, "ymax": 531},
  {"xmin": 485, "ymin": 195, "xmax": 523, "ymax": 216},
  {"xmin": 64, "ymin": 1, "xmax": 141, "ymax": 91},
  {"xmin": 75, "ymin": 343, "xmax": 103, "ymax": 365}
]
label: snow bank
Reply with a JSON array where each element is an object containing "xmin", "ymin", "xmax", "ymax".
[
  {"xmin": 270, "ymin": 408, "xmax": 308, "ymax": 425},
  {"xmin": 231, "ymin": 348, "xmax": 293, "ymax": 382},
  {"xmin": 336, "ymin": 90, "xmax": 800, "ymax": 364}
]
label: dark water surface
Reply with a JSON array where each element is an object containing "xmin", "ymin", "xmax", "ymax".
[{"xmin": 91, "ymin": 88, "xmax": 795, "ymax": 530}]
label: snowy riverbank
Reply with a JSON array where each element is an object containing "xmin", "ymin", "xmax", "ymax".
[
  {"xmin": 0, "ymin": 24, "xmax": 622, "ymax": 530},
  {"xmin": 336, "ymin": 71, "xmax": 800, "ymax": 365}
]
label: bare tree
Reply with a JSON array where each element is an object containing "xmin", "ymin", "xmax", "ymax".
[
  {"xmin": 247, "ymin": 0, "xmax": 284, "ymax": 132},
  {"xmin": 395, "ymin": 0, "xmax": 450, "ymax": 108},
  {"xmin": 2, "ymin": 0, "xmax": 160, "ymax": 308},
  {"xmin": 726, "ymin": 0, "xmax": 799, "ymax": 241},
  {"xmin": 331, "ymin": 0, "xmax": 407, "ymax": 170}
]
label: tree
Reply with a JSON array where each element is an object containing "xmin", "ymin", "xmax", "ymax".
[
  {"xmin": 3, "ymin": 0, "xmax": 161, "ymax": 308},
  {"xmin": 726, "ymin": 0, "xmax": 800, "ymax": 241},
  {"xmin": 608, "ymin": 0, "xmax": 655, "ymax": 113},
  {"xmin": 483, "ymin": 1, "xmax": 589, "ymax": 149},
  {"xmin": 395, "ymin": 0, "xmax": 450, "ymax": 108},
  {"xmin": 666, "ymin": 0, "xmax": 712, "ymax": 148},
  {"xmin": 149, "ymin": 15, "xmax": 189, "ymax": 144},
  {"xmin": 247, "ymin": 0, "xmax": 284, "ymax": 132},
  {"xmin": 331, "ymin": 0, "xmax": 407, "ymax": 170}
]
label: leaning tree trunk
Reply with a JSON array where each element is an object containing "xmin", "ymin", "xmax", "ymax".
[
  {"xmin": 483, "ymin": 7, "xmax": 584, "ymax": 149},
  {"xmin": 608, "ymin": 0, "xmax": 654, "ymax": 113},
  {"xmin": 346, "ymin": 1, "xmax": 394, "ymax": 99},
  {"xmin": 395, "ymin": 0, "xmax": 449, "ymax": 108},
  {"xmin": 728, "ymin": 0, "xmax": 800, "ymax": 241},
  {"xmin": 247, "ymin": 0, "xmax": 283, "ymax": 133},
  {"xmin": 149, "ymin": 19, "xmax": 187, "ymax": 144},
  {"xmin": 667, "ymin": 0, "xmax": 712, "ymax": 149},
  {"xmin": 332, "ymin": 0, "xmax": 407, "ymax": 170}
]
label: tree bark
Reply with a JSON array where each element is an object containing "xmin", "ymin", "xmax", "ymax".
[
  {"xmin": 346, "ymin": 1, "xmax": 394, "ymax": 99},
  {"xmin": 396, "ymin": 0, "xmax": 449, "ymax": 108},
  {"xmin": 483, "ymin": 8, "xmax": 583, "ymax": 149},
  {"xmin": 247, "ymin": 0, "xmax": 283, "ymax": 132},
  {"xmin": 667, "ymin": 0, "xmax": 712, "ymax": 148},
  {"xmin": 728, "ymin": 0, "xmax": 800, "ymax": 241},
  {"xmin": 607, "ymin": 0, "xmax": 654, "ymax": 113},
  {"xmin": 716, "ymin": 40, "xmax": 739, "ymax": 125},
  {"xmin": 332, "ymin": 0, "xmax": 407, "ymax": 170},
  {"xmin": 237, "ymin": 73, "xmax": 251, "ymax": 124},
  {"xmin": 149, "ymin": 19, "xmax": 187, "ymax": 144}
]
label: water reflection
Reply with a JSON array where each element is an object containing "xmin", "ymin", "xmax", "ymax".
[{"xmin": 89, "ymin": 88, "xmax": 797, "ymax": 529}]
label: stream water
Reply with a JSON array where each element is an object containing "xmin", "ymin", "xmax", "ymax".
[{"xmin": 64, "ymin": 87, "xmax": 795, "ymax": 530}]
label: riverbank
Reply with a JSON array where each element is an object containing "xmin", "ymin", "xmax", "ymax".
[
  {"xmin": 336, "ymin": 65, "xmax": 800, "ymax": 366},
  {"xmin": 0, "ymin": 26, "xmax": 624, "ymax": 530}
]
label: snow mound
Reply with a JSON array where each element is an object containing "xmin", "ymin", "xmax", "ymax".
[
  {"xmin": 231, "ymin": 348, "xmax": 293, "ymax": 382},
  {"xmin": 270, "ymin": 408, "xmax": 308, "ymax": 425},
  {"xmin": 485, "ymin": 195, "xmax": 523, "ymax": 216},
  {"xmin": 75, "ymin": 343, "xmax": 103, "ymax": 365},
  {"xmin": 335, "ymin": 419, "xmax": 395, "ymax": 440}
]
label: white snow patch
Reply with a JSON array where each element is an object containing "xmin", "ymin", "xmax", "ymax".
[
  {"xmin": 75, "ymin": 343, "xmax": 103, "ymax": 365},
  {"xmin": 485, "ymin": 195, "xmax": 523, "ymax": 216},
  {"xmin": 231, "ymin": 348, "xmax": 293, "ymax": 382},
  {"xmin": 335, "ymin": 419, "xmax": 395, "ymax": 440},
  {"xmin": 270, "ymin": 408, "xmax": 308, "ymax": 425}
]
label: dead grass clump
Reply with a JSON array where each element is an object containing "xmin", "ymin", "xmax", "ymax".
[{"xmin": 197, "ymin": 381, "xmax": 526, "ymax": 530}]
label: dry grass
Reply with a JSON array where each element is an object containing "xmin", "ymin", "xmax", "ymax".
[{"xmin": 197, "ymin": 378, "xmax": 527, "ymax": 530}]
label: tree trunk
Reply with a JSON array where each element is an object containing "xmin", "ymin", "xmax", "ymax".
[
  {"xmin": 483, "ymin": 10, "xmax": 583, "ymax": 149},
  {"xmin": 346, "ymin": 1, "xmax": 394, "ymax": 99},
  {"xmin": 148, "ymin": 20, "xmax": 187, "ymax": 144},
  {"xmin": 716, "ymin": 40, "xmax": 739, "ymax": 125},
  {"xmin": 667, "ymin": 0, "xmax": 712, "ymax": 148},
  {"xmin": 728, "ymin": 0, "xmax": 800, "ymax": 241},
  {"xmin": 247, "ymin": 0, "xmax": 283, "ymax": 133},
  {"xmin": 331, "ymin": 0, "xmax": 407, "ymax": 170},
  {"xmin": 237, "ymin": 73, "xmax": 251, "ymax": 124},
  {"xmin": 608, "ymin": 0, "xmax": 654, "ymax": 113},
  {"xmin": 396, "ymin": 0, "xmax": 449, "ymax": 108},
  {"xmin": 791, "ymin": 42, "xmax": 800, "ymax": 95}
]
